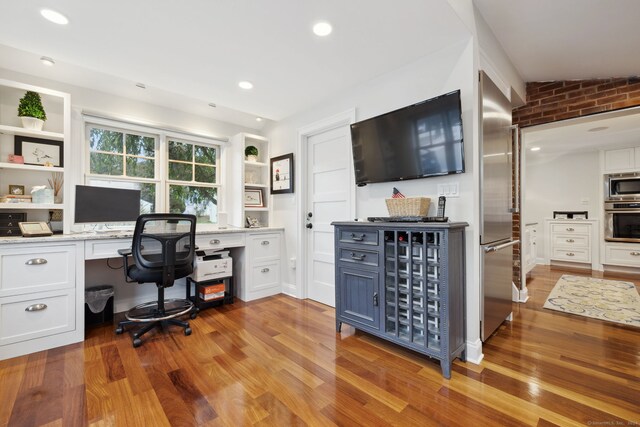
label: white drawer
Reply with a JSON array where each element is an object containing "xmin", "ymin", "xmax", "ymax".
[
  {"xmin": 604, "ymin": 244, "xmax": 640, "ymax": 267},
  {"xmin": 196, "ymin": 233, "xmax": 246, "ymax": 250},
  {"xmin": 0, "ymin": 245, "xmax": 76, "ymax": 296},
  {"xmin": 250, "ymin": 261, "xmax": 280, "ymax": 293},
  {"xmin": 249, "ymin": 233, "xmax": 281, "ymax": 263},
  {"xmin": 0, "ymin": 289, "xmax": 75, "ymax": 346},
  {"xmin": 551, "ymin": 223, "xmax": 590, "ymax": 235},
  {"xmin": 552, "ymin": 248, "xmax": 589, "ymax": 263},
  {"xmin": 85, "ymin": 239, "xmax": 131, "ymax": 260},
  {"xmin": 552, "ymin": 234, "xmax": 589, "ymax": 248}
]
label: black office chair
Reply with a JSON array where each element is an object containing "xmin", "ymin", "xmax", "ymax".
[{"xmin": 115, "ymin": 213, "xmax": 197, "ymax": 347}]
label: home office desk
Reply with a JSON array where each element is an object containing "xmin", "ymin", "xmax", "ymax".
[{"xmin": 0, "ymin": 226, "xmax": 283, "ymax": 361}]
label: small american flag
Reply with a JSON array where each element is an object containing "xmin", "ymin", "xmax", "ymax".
[{"xmin": 392, "ymin": 187, "xmax": 405, "ymax": 199}]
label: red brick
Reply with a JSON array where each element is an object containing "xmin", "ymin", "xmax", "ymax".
[
  {"xmin": 617, "ymin": 82, "xmax": 640, "ymax": 94},
  {"xmin": 596, "ymin": 94, "xmax": 628, "ymax": 105},
  {"xmin": 586, "ymin": 89, "xmax": 618, "ymax": 99},
  {"xmin": 553, "ymin": 111, "xmax": 581, "ymax": 121},
  {"xmin": 581, "ymin": 105, "xmax": 609, "ymax": 115},
  {"xmin": 554, "ymin": 83, "xmax": 582, "ymax": 95},
  {"xmin": 518, "ymin": 112, "xmax": 544, "ymax": 121},
  {"xmin": 540, "ymin": 106, "xmax": 569, "ymax": 116},
  {"xmin": 579, "ymin": 80, "xmax": 609, "ymax": 89},
  {"xmin": 539, "ymin": 93, "xmax": 567, "ymax": 104},
  {"xmin": 568, "ymin": 100, "xmax": 596, "ymax": 110},
  {"xmin": 611, "ymin": 99, "xmax": 640, "ymax": 109},
  {"xmin": 536, "ymin": 81, "xmax": 565, "ymax": 93},
  {"xmin": 562, "ymin": 95, "xmax": 587, "ymax": 106},
  {"xmin": 566, "ymin": 87, "xmax": 598, "ymax": 98}
]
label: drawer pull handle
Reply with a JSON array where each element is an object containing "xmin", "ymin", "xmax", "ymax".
[
  {"xmin": 7, "ymin": 222, "xmax": 13, "ymax": 227},
  {"xmin": 261, "ymin": 240, "xmax": 270, "ymax": 245},
  {"xmin": 566, "ymin": 239, "xmax": 575, "ymax": 243},
  {"xmin": 7, "ymin": 230, "xmax": 12, "ymax": 235},
  {"xmin": 350, "ymin": 252, "xmax": 366, "ymax": 261},
  {"xmin": 25, "ymin": 303, "xmax": 48, "ymax": 312},
  {"xmin": 211, "ymin": 239, "xmax": 221, "ymax": 245},
  {"xmin": 261, "ymin": 268, "xmax": 270, "ymax": 273},
  {"xmin": 566, "ymin": 252, "xmax": 575, "ymax": 257},
  {"xmin": 26, "ymin": 258, "xmax": 48, "ymax": 266},
  {"xmin": 630, "ymin": 252, "xmax": 640, "ymax": 256},
  {"xmin": 566, "ymin": 228, "xmax": 574, "ymax": 231},
  {"xmin": 350, "ymin": 233, "xmax": 365, "ymax": 241}
]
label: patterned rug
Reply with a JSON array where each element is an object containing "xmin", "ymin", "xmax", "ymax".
[{"xmin": 543, "ymin": 275, "xmax": 640, "ymax": 327}]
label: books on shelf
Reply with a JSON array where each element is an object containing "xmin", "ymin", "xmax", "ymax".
[{"xmin": 0, "ymin": 194, "xmax": 33, "ymax": 203}]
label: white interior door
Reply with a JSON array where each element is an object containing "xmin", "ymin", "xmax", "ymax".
[{"xmin": 305, "ymin": 125, "xmax": 353, "ymax": 307}]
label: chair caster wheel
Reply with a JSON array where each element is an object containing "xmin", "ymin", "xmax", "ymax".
[
  {"xmin": 190, "ymin": 312, "xmax": 198, "ymax": 319},
  {"xmin": 132, "ymin": 338, "xmax": 142, "ymax": 348},
  {"xmin": 115, "ymin": 327, "xmax": 124, "ymax": 335},
  {"xmin": 184, "ymin": 327, "xmax": 192, "ymax": 336}
]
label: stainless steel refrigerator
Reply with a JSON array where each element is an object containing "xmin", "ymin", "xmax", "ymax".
[{"xmin": 479, "ymin": 70, "xmax": 519, "ymax": 341}]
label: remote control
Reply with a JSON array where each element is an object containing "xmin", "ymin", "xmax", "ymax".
[{"xmin": 437, "ymin": 196, "xmax": 446, "ymax": 218}]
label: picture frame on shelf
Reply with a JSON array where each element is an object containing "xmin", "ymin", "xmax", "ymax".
[
  {"xmin": 8, "ymin": 185, "xmax": 25, "ymax": 196},
  {"xmin": 244, "ymin": 189, "xmax": 264, "ymax": 207},
  {"xmin": 271, "ymin": 153, "xmax": 294, "ymax": 194},
  {"xmin": 246, "ymin": 216, "xmax": 261, "ymax": 228},
  {"xmin": 14, "ymin": 135, "xmax": 63, "ymax": 167}
]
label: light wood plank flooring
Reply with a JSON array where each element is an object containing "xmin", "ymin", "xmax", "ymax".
[{"xmin": 1, "ymin": 265, "xmax": 638, "ymax": 426}]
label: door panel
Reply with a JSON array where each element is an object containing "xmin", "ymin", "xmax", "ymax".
[
  {"xmin": 481, "ymin": 242, "xmax": 513, "ymax": 341},
  {"xmin": 337, "ymin": 265, "xmax": 379, "ymax": 330}
]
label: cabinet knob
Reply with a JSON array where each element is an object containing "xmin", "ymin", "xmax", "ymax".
[
  {"xmin": 373, "ymin": 292, "xmax": 378, "ymax": 307},
  {"xmin": 261, "ymin": 240, "xmax": 270, "ymax": 245},
  {"xmin": 566, "ymin": 228, "xmax": 574, "ymax": 231},
  {"xmin": 25, "ymin": 303, "xmax": 48, "ymax": 312},
  {"xmin": 566, "ymin": 239, "xmax": 574, "ymax": 243},
  {"xmin": 25, "ymin": 258, "xmax": 48, "ymax": 265},
  {"xmin": 566, "ymin": 252, "xmax": 575, "ymax": 256},
  {"xmin": 261, "ymin": 267, "xmax": 270, "ymax": 273},
  {"xmin": 210, "ymin": 239, "xmax": 221, "ymax": 245}
]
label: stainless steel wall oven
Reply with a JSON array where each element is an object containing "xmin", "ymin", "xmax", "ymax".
[{"xmin": 604, "ymin": 201, "xmax": 640, "ymax": 242}]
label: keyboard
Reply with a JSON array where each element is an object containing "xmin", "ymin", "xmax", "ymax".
[{"xmin": 367, "ymin": 216, "xmax": 448, "ymax": 223}]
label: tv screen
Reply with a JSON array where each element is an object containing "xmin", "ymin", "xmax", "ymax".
[
  {"xmin": 350, "ymin": 90, "xmax": 464, "ymax": 186},
  {"xmin": 74, "ymin": 185, "xmax": 141, "ymax": 223}
]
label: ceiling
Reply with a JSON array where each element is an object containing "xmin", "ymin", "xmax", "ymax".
[{"xmin": 0, "ymin": 0, "xmax": 471, "ymax": 127}]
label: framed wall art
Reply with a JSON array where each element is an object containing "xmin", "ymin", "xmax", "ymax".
[
  {"xmin": 270, "ymin": 153, "xmax": 294, "ymax": 194},
  {"xmin": 244, "ymin": 189, "xmax": 264, "ymax": 207},
  {"xmin": 14, "ymin": 135, "xmax": 64, "ymax": 167}
]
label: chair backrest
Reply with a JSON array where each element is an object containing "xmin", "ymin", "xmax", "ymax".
[{"xmin": 131, "ymin": 213, "xmax": 197, "ymax": 287}]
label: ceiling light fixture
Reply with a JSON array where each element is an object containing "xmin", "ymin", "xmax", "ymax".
[
  {"xmin": 238, "ymin": 81, "xmax": 253, "ymax": 90},
  {"xmin": 40, "ymin": 9, "xmax": 69, "ymax": 25},
  {"xmin": 208, "ymin": 103, "xmax": 217, "ymax": 108},
  {"xmin": 256, "ymin": 117, "xmax": 263, "ymax": 122},
  {"xmin": 530, "ymin": 147, "xmax": 541, "ymax": 152},
  {"xmin": 135, "ymin": 83, "xmax": 146, "ymax": 89},
  {"xmin": 588, "ymin": 126, "xmax": 609, "ymax": 132},
  {"xmin": 40, "ymin": 56, "xmax": 55, "ymax": 66},
  {"xmin": 313, "ymin": 21, "xmax": 333, "ymax": 37}
]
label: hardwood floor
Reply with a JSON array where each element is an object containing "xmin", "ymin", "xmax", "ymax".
[{"xmin": 1, "ymin": 266, "xmax": 639, "ymax": 426}]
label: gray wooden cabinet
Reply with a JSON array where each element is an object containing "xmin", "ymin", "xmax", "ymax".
[{"xmin": 333, "ymin": 221, "xmax": 467, "ymax": 379}]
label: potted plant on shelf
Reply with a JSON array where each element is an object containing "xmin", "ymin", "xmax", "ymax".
[
  {"xmin": 245, "ymin": 145, "xmax": 259, "ymax": 162},
  {"xmin": 17, "ymin": 91, "xmax": 47, "ymax": 131}
]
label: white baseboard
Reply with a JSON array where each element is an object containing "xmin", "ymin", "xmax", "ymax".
[
  {"xmin": 281, "ymin": 282, "xmax": 299, "ymax": 298},
  {"xmin": 512, "ymin": 283, "xmax": 529, "ymax": 303},
  {"xmin": 465, "ymin": 338, "xmax": 483, "ymax": 364}
]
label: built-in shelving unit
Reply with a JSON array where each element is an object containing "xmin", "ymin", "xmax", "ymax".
[{"xmin": 0, "ymin": 79, "xmax": 71, "ymax": 234}]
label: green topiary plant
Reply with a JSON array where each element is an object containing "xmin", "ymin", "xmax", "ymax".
[
  {"xmin": 245, "ymin": 145, "xmax": 258, "ymax": 157},
  {"xmin": 17, "ymin": 91, "xmax": 47, "ymax": 121}
]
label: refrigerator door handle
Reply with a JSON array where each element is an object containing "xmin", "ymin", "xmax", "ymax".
[{"xmin": 484, "ymin": 239, "xmax": 520, "ymax": 253}]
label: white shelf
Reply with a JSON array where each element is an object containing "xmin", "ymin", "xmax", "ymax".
[
  {"xmin": 245, "ymin": 207, "xmax": 269, "ymax": 212},
  {"xmin": 0, "ymin": 124, "xmax": 64, "ymax": 141},
  {"xmin": 244, "ymin": 161, "xmax": 268, "ymax": 168},
  {"xmin": 0, "ymin": 162, "xmax": 64, "ymax": 173},
  {"xmin": 0, "ymin": 203, "xmax": 63, "ymax": 210},
  {"xmin": 245, "ymin": 183, "xmax": 269, "ymax": 188}
]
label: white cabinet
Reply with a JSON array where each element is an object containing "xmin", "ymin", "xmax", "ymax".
[
  {"xmin": 604, "ymin": 242, "xmax": 640, "ymax": 267},
  {"xmin": 523, "ymin": 223, "xmax": 538, "ymax": 275},
  {"xmin": 227, "ymin": 133, "xmax": 271, "ymax": 229},
  {"xmin": 603, "ymin": 146, "xmax": 640, "ymax": 173},
  {"xmin": 235, "ymin": 232, "xmax": 282, "ymax": 301},
  {"xmin": 546, "ymin": 219, "xmax": 597, "ymax": 267},
  {"xmin": 0, "ymin": 242, "xmax": 83, "ymax": 360},
  {"xmin": 0, "ymin": 79, "xmax": 71, "ymax": 233}
]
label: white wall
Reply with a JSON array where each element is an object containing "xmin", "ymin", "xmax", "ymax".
[
  {"xmin": 264, "ymin": 37, "xmax": 484, "ymax": 355},
  {"xmin": 525, "ymin": 150, "xmax": 600, "ymax": 261}
]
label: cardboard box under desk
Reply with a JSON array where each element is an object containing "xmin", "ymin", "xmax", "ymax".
[{"xmin": 198, "ymin": 283, "xmax": 225, "ymax": 301}]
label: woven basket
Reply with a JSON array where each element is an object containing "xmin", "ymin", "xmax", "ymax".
[{"xmin": 385, "ymin": 197, "xmax": 430, "ymax": 217}]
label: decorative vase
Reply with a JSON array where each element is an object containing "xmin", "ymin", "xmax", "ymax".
[
  {"xmin": 20, "ymin": 117, "xmax": 44, "ymax": 131},
  {"xmin": 247, "ymin": 154, "xmax": 258, "ymax": 163}
]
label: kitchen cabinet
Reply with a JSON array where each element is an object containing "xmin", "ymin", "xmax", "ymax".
[
  {"xmin": 603, "ymin": 146, "xmax": 640, "ymax": 173},
  {"xmin": 603, "ymin": 242, "xmax": 640, "ymax": 268},
  {"xmin": 235, "ymin": 231, "xmax": 282, "ymax": 301},
  {"xmin": 546, "ymin": 219, "xmax": 598, "ymax": 268},
  {"xmin": 333, "ymin": 221, "xmax": 467, "ymax": 379}
]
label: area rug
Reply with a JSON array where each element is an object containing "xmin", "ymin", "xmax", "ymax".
[{"xmin": 543, "ymin": 275, "xmax": 640, "ymax": 327}]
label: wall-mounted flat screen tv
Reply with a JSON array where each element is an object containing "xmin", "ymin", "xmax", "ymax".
[
  {"xmin": 74, "ymin": 185, "xmax": 141, "ymax": 223},
  {"xmin": 350, "ymin": 90, "xmax": 464, "ymax": 186}
]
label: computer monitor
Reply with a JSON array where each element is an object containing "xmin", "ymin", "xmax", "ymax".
[{"xmin": 74, "ymin": 185, "xmax": 141, "ymax": 223}]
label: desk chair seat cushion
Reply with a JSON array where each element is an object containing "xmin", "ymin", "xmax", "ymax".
[{"xmin": 127, "ymin": 263, "xmax": 193, "ymax": 285}]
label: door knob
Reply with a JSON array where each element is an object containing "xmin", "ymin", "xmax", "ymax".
[
  {"xmin": 307, "ymin": 212, "xmax": 313, "ymax": 218},
  {"xmin": 306, "ymin": 223, "xmax": 313, "ymax": 229}
]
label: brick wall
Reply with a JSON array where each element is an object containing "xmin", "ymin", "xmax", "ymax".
[{"xmin": 511, "ymin": 77, "xmax": 640, "ymax": 288}]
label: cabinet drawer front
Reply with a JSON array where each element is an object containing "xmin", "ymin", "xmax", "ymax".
[
  {"xmin": 250, "ymin": 262, "xmax": 280, "ymax": 292},
  {"xmin": 605, "ymin": 245, "xmax": 640, "ymax": 266},
  {"xmin": 339, "ymin": 229, "xmax": 379, "ymax": 246},
  {"xmin": 0, "ymin": 245, "xmax": 76, "ymax": 296},
  {"xmin": 552, "ymin": 248, "xmax": 589, "ymax": 262},
  {"xmin": 85, "ymin": 239, "xmax": 130, "ymax": 260},
  {"xmin": 249, "ymin": 233, "xmax": 281, "ymax": 263},
  {"xmin": 0, "ymin": 289, "xmax": 75, "ymax": 346},
  {"xmin": 0, "ymin": 213, "xmax": 26, "ymax": 221},
  {"xmin": 338, "ymin": 248, "xmax": 379, "ymax": 267},
  {"xmin": 551, "ymin": 223, "xmax": 590, "ymax": 235},
  {"xmin": 196, "ymin": 233, "xmax": 246, "ymax": 250},
  {"xmin": 0, "ymin": 228, "xmax": 21, "ymax": 237},
  {"xmin": 552, "ymin": 234, "xmax": 589, "ymax": 248}
]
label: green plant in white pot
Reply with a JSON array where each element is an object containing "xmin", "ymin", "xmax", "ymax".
[
  {"xmin": 245, "ymin": 145, "xmax": 259, "ymax": 162},
  {"xmin": 18, "ymin": 91, "xmax": 47, "ymax": 131}
]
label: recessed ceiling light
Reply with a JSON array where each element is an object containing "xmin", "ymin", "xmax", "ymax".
[
  {"xmin": 530, "ymin": 147, "xmax": 541, "ymax": 152},
  {"xmin": 40, "ymin": 9, "xmax": 69, "ymax": 25},
  {"xmin": 135, "ymin": 83, "xmax": 146, "ymax": 89},
  {"xmin": 256, "ymin": 117, "xmax": 263, "ymax": 122},
  {"xmin": 208, "ymin": 102, "xmax": 217, "ymax": 108},
  {"xmin": 588, "ymin": 126, "xmax": 609, "ymax": 132},
  {"xmin": 313, "ymin": 21, "xmax": 333, "ymax": 37},
  {"xmin": 40, "ymin": 56, "xmax": 55, "ymax": 66},
  {"xmin": 238, "ymin": 81, "xmax": 253, "ymax": 90}
]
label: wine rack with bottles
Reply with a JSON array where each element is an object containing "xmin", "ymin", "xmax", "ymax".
[{"xmin": 334, "ymin": 221, "xmax": 467, "ymax": 378}]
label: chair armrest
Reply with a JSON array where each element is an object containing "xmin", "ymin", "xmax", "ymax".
[{"xmin": 118, "ymin": 248, "xmax": 132, "ymax": 256}]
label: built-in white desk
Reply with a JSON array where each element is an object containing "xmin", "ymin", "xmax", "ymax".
[{"xmin": 0, "ymin": 227, "xmax": 284, "ymax": 360}]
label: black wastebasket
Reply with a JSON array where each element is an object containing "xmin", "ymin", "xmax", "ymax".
[{"xmin": 85, "ymin": 285, "xmax": 114, "ymax": 327}]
